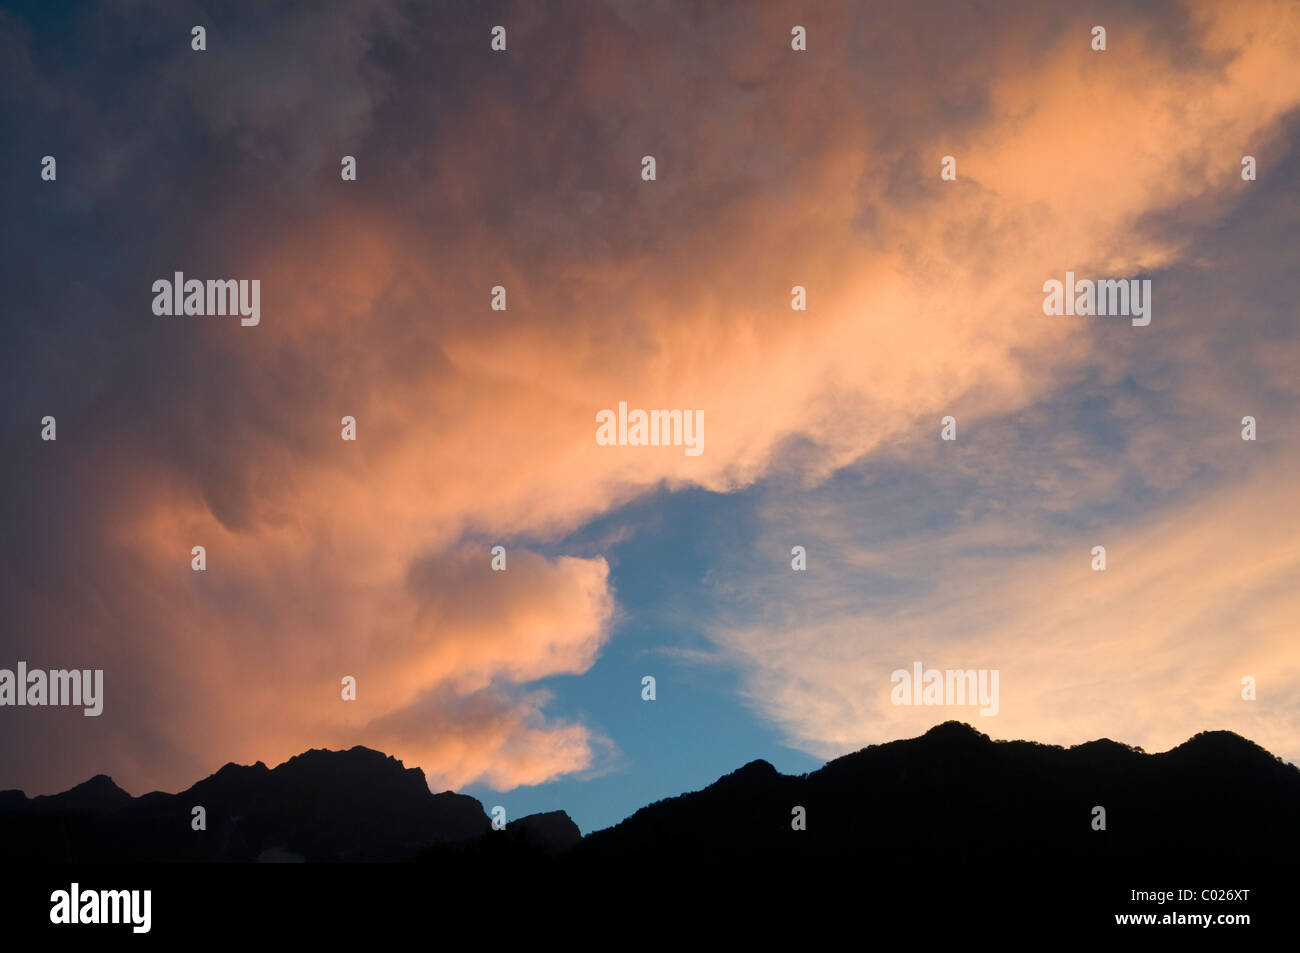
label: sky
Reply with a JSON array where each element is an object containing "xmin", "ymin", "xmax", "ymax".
[{"xmin": 1, "ymin": 0, "xmax": 1298, "ymax": 835}]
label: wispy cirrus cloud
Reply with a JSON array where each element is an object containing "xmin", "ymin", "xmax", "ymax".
[{"xmin": 1, "ymin": 0, "xmax": 1297, "ymax": 798}]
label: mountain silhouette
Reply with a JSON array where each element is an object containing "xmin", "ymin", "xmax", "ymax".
[
  {"xmin": 1, "ymin": 745, "xmax": 492, "ymax": 862},
  {"xmin": 4, "ymin": 723, "xmax": 1296, "ymax": 868},
  {"xmin": 576, "ymin": 721, "xmax": 1300, "ymax": 871}
]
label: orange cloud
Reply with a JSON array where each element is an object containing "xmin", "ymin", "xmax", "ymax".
[
  {"xmin": 705, "ymin": 458, "xmax": 1300, "ymax": 763},
  {"xmin": 4, "ymin": 0, "xmax": 1298, "ymax": 798}
]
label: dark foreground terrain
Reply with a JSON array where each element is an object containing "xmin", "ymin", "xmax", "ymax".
[
  {"xmin": 5, "ymin": 722, "xmax": 1295, "ymax": 938},
  {"xmin": 5, "ymin": 721, "xmax": 1297, "ymax": 865}
]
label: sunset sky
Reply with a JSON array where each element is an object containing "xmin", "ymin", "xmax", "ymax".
[{"xmin": 2, "ymin": 0, "xmax": 1298, "ymax": 834}]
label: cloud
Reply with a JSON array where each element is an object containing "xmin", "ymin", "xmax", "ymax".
[
  {"xmin": 702, "ymin": 459, "xmax": 1300, "ymax": 763},
  {"xmin": 1, "ymin": 0, "xmax": 1297, "ymax": 797},
  {"xmin": 362, "ymin": 683, "xmax": 607, "ymax": 790}
]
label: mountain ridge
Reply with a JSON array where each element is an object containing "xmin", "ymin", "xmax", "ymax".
[{"xmin": 4, "ymin": 722, "xmax": 1296, "ymax": 865}]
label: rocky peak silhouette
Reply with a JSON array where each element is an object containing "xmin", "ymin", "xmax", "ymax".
[{"xmin": 3, "ymin": 725, "xmax": 1296, "ymax": 866}]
